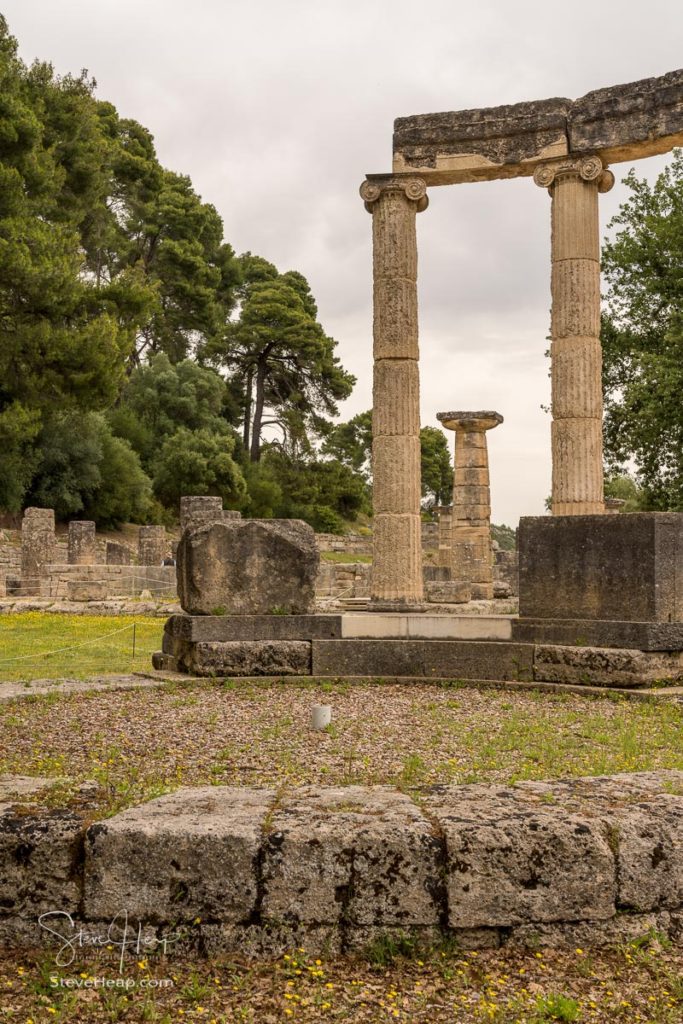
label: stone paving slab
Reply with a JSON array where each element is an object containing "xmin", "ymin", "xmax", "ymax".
[{"xmin": 0, "ymin": 675, "xmax": 169, "ymax": 703}]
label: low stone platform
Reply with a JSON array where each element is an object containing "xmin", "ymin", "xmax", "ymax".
[
  {"xmin": 154, "ymin": 613, "xmax": 683, "ymax": 687},
  {"xmin": 513, "ymin": 617, "xmax": 683, "ymax": 651},
  {"xmin": 2, "ymin": 772, "xmax": 682, "ymax": 955}
]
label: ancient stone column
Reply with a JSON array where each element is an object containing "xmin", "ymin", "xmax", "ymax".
[
  {"xmin": 436, "ymin": 505, "xmax": 453, "ymax": 569},
  {"xmin": 533, "ymin": 156, "xmax": 615, "ymax": 515},
  {"xmin": 179, "ymin": 496, "xmax": 224, "ymax": 534},
  {"xmin": 67, "ymin": 521, "xmax": 97, "ymax": 565},
  {"xmin": 21, "ymin": 507, "xmax": 56, "ymax": 596},
  {"xmin": 138, "ymin": 525, "xmax": 167, "ymax": 566},
  {"xmin": 437, "ymin": 412, "xmax": 503, "ymax": 600},
  {"xmin": 359, "ymin": 174, "xmax": 428, "ymax": 605}
]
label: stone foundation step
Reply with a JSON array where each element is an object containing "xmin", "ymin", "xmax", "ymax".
[
  {"xmin": 310, "ymin": 639, "xmax": 532, "ymax": 680},
  {"xmin": 4, "ymin": 772, "xmax": 683, "ymax": 955}
]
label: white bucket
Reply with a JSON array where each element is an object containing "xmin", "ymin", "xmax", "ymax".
[{"xmin": 311, "ymin": 704, "xmax": 332, "ymax": 730}]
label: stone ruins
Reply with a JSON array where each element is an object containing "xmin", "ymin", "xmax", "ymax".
[
  {"xmin": 437, "ymin": 410, "xmax": 502, "ymax": 600},
  {"xmin": 360, "ymin": 68, "xmax": 683, "ymax": 606},
  {"xmin": 2, "ymin": 769, "xmax": 683, "ymax": 954}
]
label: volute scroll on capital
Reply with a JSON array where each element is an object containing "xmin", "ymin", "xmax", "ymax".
[
  {"xmin": 359, "ymin": 176, "xmax": 429, "ymax": 213},
  {"xmin": 532, "ymin": 156, "xmax": 615, "ymax": 194}
]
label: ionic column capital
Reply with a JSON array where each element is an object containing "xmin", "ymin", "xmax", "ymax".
[
  {"xmin": 533, "ymin": 156, "xmax": 615, "ymax": 194},
  {"xmin": 359, "ymin": 174, "xmax": 429, "ymax": 213}
]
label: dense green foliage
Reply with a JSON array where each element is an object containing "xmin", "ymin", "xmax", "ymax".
[
  {"xmin": 601, "ymin": 151, "xmax": 683, "ymax": 509},
  {"xmin": 0, "ymin": 17, "xmax": 360, "ymax": 531}
]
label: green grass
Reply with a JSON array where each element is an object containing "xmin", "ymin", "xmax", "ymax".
[
  {"xmin": 0, "ymin": 612, "xmax": 164, "ymax": 682},
  {"xmin": 320, "ymin": 551, "xmax": 372, "ymax": 563}
]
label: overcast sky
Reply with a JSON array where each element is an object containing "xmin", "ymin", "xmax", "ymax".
[{"xmin": 4, "ymin": 0, "xmax": 682, "ymax": 524}]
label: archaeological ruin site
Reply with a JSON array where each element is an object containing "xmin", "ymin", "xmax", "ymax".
[{"xmin": 3, "ymin": 67, "xmax": 683, "ymax": 976}]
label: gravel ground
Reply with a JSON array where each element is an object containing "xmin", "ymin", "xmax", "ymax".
[{"xmin": 1, "ymin": 678, "xmax": 682, "ymax": 816}]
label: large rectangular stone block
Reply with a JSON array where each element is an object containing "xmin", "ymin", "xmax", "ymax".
[
  {"xmin": 423, "ymin": 784, "xmax": 616, "ymax": 928},
  {"xmin": 518, "ymin": 514, "xmax": 683, "ymax": 622},
  {"xmin": 511, "ymin": 617, "xmax": 683, "ymax": 651},
  {"xmin": 188, "ymin": 640, "xmax": 311, "ymax": 676},
  {"xmin": 261, "ymin": 786, "xmax": 441, "ymax": 936},
  {"xmin": 0, "ymin": 807, "xmax": 84, "ymax": 919},
  {"xmin": 311, "ymin": 639, "xmax": 533, "ymax": 679},
  {"xmin": 84, "ymin": 787, "xmax": 275, "ymax": 923},
  {"xmin": 165, "ymin": 614, "xmax": 342, "ymax": 642}
]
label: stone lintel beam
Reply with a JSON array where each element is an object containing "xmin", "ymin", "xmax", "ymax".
[{"xmin": 393, "ymin": 69, "xmax": 683, "ymax": 185}]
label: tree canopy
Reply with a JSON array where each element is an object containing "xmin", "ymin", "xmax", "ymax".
[{"xmin": 601, "ymin": 151, "xmax": 683, "ymax": 509}]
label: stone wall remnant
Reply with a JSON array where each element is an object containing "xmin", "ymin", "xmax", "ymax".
[
  {"xmin": 106, "ymin": 541, "xmax": 133, "ymax": 565},
  {"xmin": 67, "ymin": 521, "xmax": 97, "ymax": 565},
  {"xmin": 20, "ymin": 507, "xmax": 56, "ymax": 596},
  {"xmin": 3, "ymin": 772, "xmax": 682, "ymax": 953},
  {"xmin": 138, "ymin": 525, "xmax": 167, "ymax": 566}
]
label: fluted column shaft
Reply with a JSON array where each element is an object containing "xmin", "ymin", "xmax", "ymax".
[
  {"xmin": 534, "ymin": 156, "xmax": 614, "ymax": 515},
  {"xmin": 360, "ymin": 175, "xmax": 428, "ymax": 604},
  {"xmin": 438, "ymin": 412, "xmax": 502, "ymax": 600}
]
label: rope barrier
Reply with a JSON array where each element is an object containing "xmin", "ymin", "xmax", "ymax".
[{"xmin": 0, "ymin": 623, "xmax": 139, "ymax": 664}]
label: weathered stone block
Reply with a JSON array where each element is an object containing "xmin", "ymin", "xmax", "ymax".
[
  {"xmin": 67, "ymin": 521, "xmax": 97, "ymax": 565},
  {"xmin": 612, "ymin": 794, "xmax": 683, "ymax": 912},
  {"xmin": 424, "ymin": 785, "xmax": 616, "ymax": 928},
  {"xmin": 84, "ymin": 787, "xmax": 275, "ymax": 923},
  {"xmin": 138, "ymin": 525, "xmax": 167, "ymax": 566},
  {"xmin": 0, "ymin": 807, "xmax": 84, "ymax": 918},
  {"xmin": 165, "ymin": 613, "xmax": 342, "ymax": 642},
  {"xmin": 187, "ymin": 640, "xmax": 312, "ymax": 676},
  {"xmin": 311, "ymin": 639, "xmax": 534, "ymax": 680},
  {"xmin": 261, "ymin": 786, "xmax": 442, "ymax": 935},
  {"xmin": 177, "ymin": 519, "xmax": 319, "ymax": 616},
  {"xmin": 425, "ymin": 581, "xmax": 471, "ymax": 603},
  {"xmin": 518, "ymin": 514, "xmax": 683, "ymax": 622},
  {"xmin": 179, "ymin": 495, "xmax": 224, "ymax": 534},
  {"xmin": 67, "ymin": 580, "xmax": 108, "ymax": 602},
  {"xmin": 511, "ymin": 617, "xmax": 683, "ymax": 651},
  {"xmin": 569, "ymin": 69, "xmax": 683, "ymax": 162},
  {"xmin": 106, "ymin": 541, "xmax": 133, "ymax": 565},
  {"xmin": 393, "ymin": 98, "xmax": 570, "ymax": 184},
  {"xmin": 534, "ymin": 644, "xmax": 683, "ymax": 687}
]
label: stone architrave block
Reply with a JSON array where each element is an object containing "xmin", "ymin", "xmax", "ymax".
[
  {"xmin": 518, "ymin": 513, "xmax": 683, "ymax": 622},
  {"xmin": 423, "ymin": 784, "xmax": 616, "ymax": 928},
  {"xmin": 261, "ymin": 786, "xmax": 442, "ymax": 935},
  {"xmin": 0, "ymin": 806, "xmax": 84, "ymax": 918},
  {"xmin": 393, "ymin": 71, "xmax": 683, "ymax": 185},
  {"xmin": 177, "ymin": 519, "xmax": 319, "ymax": 616},
  {"xmin": 84, "ymin": 787, "xmax": 275, "ymax": 924}
]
